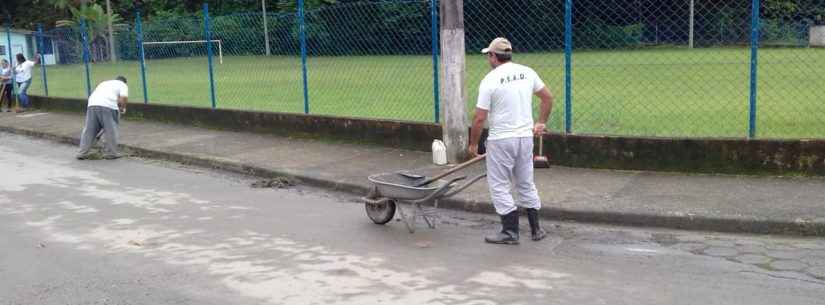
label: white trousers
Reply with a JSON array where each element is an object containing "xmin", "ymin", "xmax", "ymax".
[{"xmin": 485, "ymin": 137, "xmax": 542, "ymax": 215}]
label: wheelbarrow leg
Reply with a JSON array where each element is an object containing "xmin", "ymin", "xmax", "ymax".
[
  {"xmin": 395, "ymin": 203, "xmax": 416, "ymax": 233},
  {"xmin": 420, "ymin": 201, "xmax": 438, "ymax": 229},
  {"xmin": 423, "ymin": 214, "xmax": 437, "ymax": 229}
]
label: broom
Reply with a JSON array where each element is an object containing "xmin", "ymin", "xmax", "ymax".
[
  {"xmin": 0, "ymin": 83, "xmax": 6, "ymax": 111},
  {"xmin": 0, "ymin": 83, "xmax": 13, "ymax": 113},
  {"xmin": 533, "ymin": 133, "xmax": 550, "ymax": 168}
]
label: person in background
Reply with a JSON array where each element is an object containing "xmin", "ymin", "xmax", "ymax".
[
  {"xmin": 14, "ymin": 53, "xmax": 40, "ymax": 112},
  {"xmin": 76, "ymin": 76, "xmax": 129, "ymax": 160},
  {"xmin": 0, "ymin": 59, "xmax": 13, "ymax": 112}
]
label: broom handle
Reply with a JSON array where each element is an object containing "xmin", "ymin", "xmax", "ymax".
[
  {"xmin": 0, "ymin": 84, "xmax": 7, "ymax": 108},
  {"xmin": 538, "ymin": 133, "xmax": 544, "ymax": 156},
  {"xmin": 416, "ymin": 154, "xmax": 486, "ymax": 187}
]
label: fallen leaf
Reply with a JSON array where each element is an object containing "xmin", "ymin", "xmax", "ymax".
[{"xmin": 415, "ymin": 240, "xmax": 433, "ymax": 248}]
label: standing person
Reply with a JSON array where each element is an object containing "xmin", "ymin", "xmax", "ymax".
[
  {"xmin": 468, "ymin": 38, "xmax": 554, "ymax": 245},
  {"xmin": 14, "ymin": 53, "xmax": 40, "ymax": 112},
  {"xmin": 77, "ymin": 76, "xmax": 128, "ymax": 160},
  {"xmin": 0, "ymin": 59, "xmax": 12, "ymax": 112}
]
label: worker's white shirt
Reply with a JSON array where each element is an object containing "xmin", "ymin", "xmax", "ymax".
[
  {"xmin": 476, "ymin": 62, "xmax": 546, "ymax": 141},
  {"xmin": 88, "ymin": 80, "xmax": 128, "ymax": 110},
  {"xmin": 14, "ymin": 60, "xmax": 35, "ymax": 82}
]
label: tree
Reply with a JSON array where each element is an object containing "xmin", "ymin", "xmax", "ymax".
[
  {"xmin": 276, "ymin": 0, "xmax": 337, "ymax": 12},
  {"xmin": 2, "ymin": 0, "xmax": 68, "ymax": 29},
  {"xmin": 55, "ymin": 2, "xmax": 125, "ymax": 62}
]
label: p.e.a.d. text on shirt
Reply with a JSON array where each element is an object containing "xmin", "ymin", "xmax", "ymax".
[{"xmin": 500, "ymin": 74, "xmax": 526, "ymax": 84}]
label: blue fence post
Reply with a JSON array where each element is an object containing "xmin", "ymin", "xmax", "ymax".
[
  {"xmin": 135, "ymin": 11, "xmax": 148, "ymax": 104},
  {"xmin": 37, "ymin": 24, "xmax": 48, "ymax": 96},
  {"xmin": 430, "ymin": 0, "xmax": 440, "ymax": 123},
  {"xmin": 748, "ymin": 0, "xmax": 760, "ymax": 139},
  {"xmin": 564, "ymin": 0, "xmax": 573, "ymax": 134},
  {"xmin": 79, "ymin": 17, "xmax": 92, "ymax": 97},
  {"xmin": 5, "ymin": 19, "xmax": 17, "ymax": 102},
  {"xmin": 298, "ymin": 0, "xmax": 310, "ymax": 114},
  {"xmin": 203, "ymin": 4, "xmax": 217, "ymax": 109}
]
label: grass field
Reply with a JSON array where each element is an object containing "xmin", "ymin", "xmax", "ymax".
[{"xmin": 26, "ymin": 47, "xmax": 825, "ymax": 139}]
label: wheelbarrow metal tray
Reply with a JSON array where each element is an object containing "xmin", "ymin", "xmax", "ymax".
[{"xmin": 367, "ymin": 173, "xmax": 451, "ymax": 201}]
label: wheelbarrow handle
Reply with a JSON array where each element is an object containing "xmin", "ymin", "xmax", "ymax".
[
  {"xmin": 414, "ymin": 155, "xmax": 486, "ymax": 187},
  {"xmin": 442, "ymin": 173, "xmax": 487, "ymax": 198},
  {"xmin": 410, "ymin": 175, "xmax": 467, "ymax": 204}
]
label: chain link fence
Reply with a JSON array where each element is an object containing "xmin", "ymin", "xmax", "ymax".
[
  {"xmin": 757, "ymin": 1, "xmax": 825, "ymax": 139},
  {"xmin": 211, "ymin": 12, "xmax": 304, "ymax": 113},
  {"xmin": 26, "ymin": 27, "xmax": 87, "ymax": 99},
  {"xmin": 571, "ymin": 0, "xmax": 753, "ymax": 138},
  {"xmin": 138, "ymin": 15, "xmax": 211, "ymax": 106},
  {"xmin": 305, "ymin": 1, "xmax": 435, "ymax": 121},
  {"xmin": 88, "ymin": 24, "xmax": 145, "ymax": 104},
  {"xmin": 465, "ymin": 0, "xmax": 567, "ymax": 134},
  {"xmin": 6, "ymin": 0, "xmax": 825, "ymax": 139}
]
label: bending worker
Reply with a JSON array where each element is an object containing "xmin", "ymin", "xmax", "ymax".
[{"xmin": 77, "ymin": 76, "xmax": 129, "ymax": 160}]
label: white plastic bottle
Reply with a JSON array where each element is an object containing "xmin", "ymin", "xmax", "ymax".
[{"xmin": 432, "ymin": 140, "xmax": 447, "ymax": 165}]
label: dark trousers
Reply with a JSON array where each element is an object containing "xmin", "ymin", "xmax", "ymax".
[{"xmin": 0, "ymin": 83, "xmax": 12, "ymax": 110}]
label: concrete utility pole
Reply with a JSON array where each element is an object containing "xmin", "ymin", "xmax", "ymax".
[
  {"xmin": 439, "ymin": 0, "xmax": 468, "ymax": 163},
  {"xmin": 262, "ymin": 0, "xmax": 271, "ymax": 56},
  {"xmin": 689, "ymin": 0, "xmax": 695, "ymax": 48},
  {"xmin": 106, "ymin": 0, "xmax": 117, "ymax": 62}
]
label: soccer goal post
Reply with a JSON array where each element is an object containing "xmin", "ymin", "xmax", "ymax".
[{"xmin": 142, "ymin": 40, "xmax": 223, "ymax": 64}]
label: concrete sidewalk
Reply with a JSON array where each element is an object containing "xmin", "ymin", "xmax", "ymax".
[{"xmin": 1, "ymin": 110, "xmax": 823, "ymax": 236}]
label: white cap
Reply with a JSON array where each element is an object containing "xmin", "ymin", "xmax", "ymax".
[{"xmin": 481, "ymin": 37, "xmax": 513, "ymax": 55}]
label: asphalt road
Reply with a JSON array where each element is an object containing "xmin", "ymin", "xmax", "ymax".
[{"xmin": 1, "ymin": 133, "xmax": 824, "ymax": 305}]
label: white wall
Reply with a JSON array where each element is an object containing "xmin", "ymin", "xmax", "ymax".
[
  {"xmin": 811, "ymin": 26, "xmax": 825, "ymax": 47},
  {"xmin": 0, "ymin": 32, "xmax": 32, "ymax": 63}
]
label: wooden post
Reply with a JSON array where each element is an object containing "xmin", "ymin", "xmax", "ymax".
[{"xmin": 439, "ymin": 0, "xmax": 468, "ymax": 164}]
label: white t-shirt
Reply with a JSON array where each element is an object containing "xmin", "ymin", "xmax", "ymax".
[
  {"xmin": 14, "ymin": 60, "xmax": 36, "ymax": 82},
  {"xmin": 476, "ymin": 62, "xmax": 546, "ymax": 141},
  {"xmin": 88, "ymin": 80, "xmax": 128, "ymax": 110},
  {"xmin": 0, "ymin": 67, "xmax": 11, "ymax": 84}
]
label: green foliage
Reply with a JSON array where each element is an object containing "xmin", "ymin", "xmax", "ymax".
[
  {"xmin": 763, "ymin": 0, "xmax": 825, "ymax": 24},
  {"xmin": 760, "ymin": 18, "xmax": 808, "ymax": 47},
  {"xmin": 53, "ymin": 3, "xmax": 125, "ymax": 62},
  {"xmin": 576, "ymin": 22, "xmax": 645, "ymax": 49},
  {"xmin": 276, "ymin": 0, "xmax": 338, "ymax": 12}
]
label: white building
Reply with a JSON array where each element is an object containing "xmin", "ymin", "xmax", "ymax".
[
  {"xmin": 0, "ymin": 28, "xmax": 57, "ymax": 65},
  {"xmin": 811, "ymin": 25, "xmax": 825, "ymax": 47}
]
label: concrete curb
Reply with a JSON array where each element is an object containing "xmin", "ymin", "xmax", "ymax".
[
  {"xmin": 1, "ymin": 125, "xmax": 822, "ymax": 237},
  {"xmin": 31, "ymin": 96, "xmax": 825, "ymax": 177}
]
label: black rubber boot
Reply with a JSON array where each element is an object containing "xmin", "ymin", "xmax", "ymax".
[
  {"xmin": 485, "ymin": 210, "xmax": 520, "ymax": 245},
  {"xmin": 526, "ymin": 208, "xmax": 547, "ymax": 241}
]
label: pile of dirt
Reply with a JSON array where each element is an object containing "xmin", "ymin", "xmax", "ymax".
[{"xmin": 251, "ymin": 177, "xmax": 297, "ymax": 189}]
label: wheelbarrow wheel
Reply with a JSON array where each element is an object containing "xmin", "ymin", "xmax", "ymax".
[{"xmin": 365, "ymin": 199, "xmax": 396, "ymax": 225}]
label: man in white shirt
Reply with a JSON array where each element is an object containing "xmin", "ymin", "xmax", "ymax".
[
  {"xmin": 468, "ymin": 38, "xmax": 554, "ymax": 245},
  {"xmin": 77, "ymin": 76, "xmax": 129, "ymax": 160}
]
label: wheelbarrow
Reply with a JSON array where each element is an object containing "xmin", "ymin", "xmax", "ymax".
[{"xmin": 362, "ymin": 170, "xmax": 486, "ymax": 233}]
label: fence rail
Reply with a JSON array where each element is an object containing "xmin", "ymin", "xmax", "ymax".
[{"xmin": 6, "ymin": 0, "xmax": 825, "ymax": 139}]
